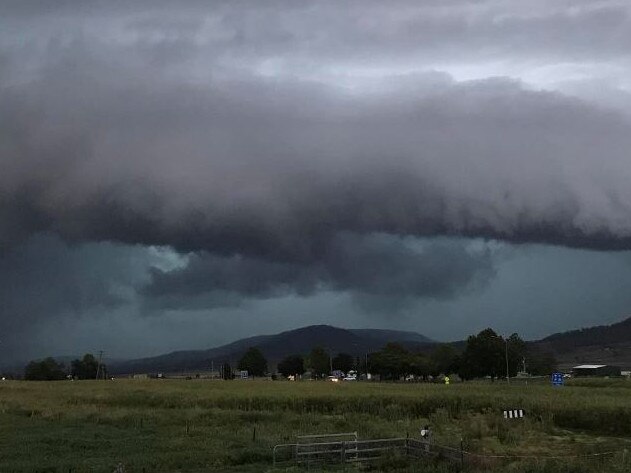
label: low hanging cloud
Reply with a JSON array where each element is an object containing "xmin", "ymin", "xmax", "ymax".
[
  {"xmin": 3, "ymin": 1, "xmax": 631, "ymax": 362},
  {"xmin": 3, "ymin": 1, "xmax": 631, "ymax": 259},
  {"xmin": 2, "ymin": 59, "xmax": 631, "ymax": 259},
  {"xmin": 0, "ymin": 234, "xmax": 148, "ymax": 359},
  {"xmin": 142, "ymin": 235, "xmax": 496, "ymax": 310}
]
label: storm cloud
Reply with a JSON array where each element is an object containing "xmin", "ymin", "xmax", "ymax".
[
  {"xmin": 2, "ymin": 1, "xmax": 631, "ymax": 362},
  {"xmin": 142, "ymin": 235, "xmax": 496, "ymax": 310},
  {"xmin": 1, "ymin": 1, "xmax": 631, "ymax": 257},
  {"xmin": 0, "ymin": 234, "xmax": 151, "ymax": 360},
  {"xmin": 3, "ymin": 57, "xmax": 631, "ymax": 257}
]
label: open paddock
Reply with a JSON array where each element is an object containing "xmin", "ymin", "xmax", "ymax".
[{"xmin": 2, "ymin": 378, "xmax": 631, "ymax": 472}]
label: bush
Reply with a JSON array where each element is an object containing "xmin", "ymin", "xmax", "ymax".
[{"xmin": 24, "ymin": 358, "xmax": 67, "ymax": 381}]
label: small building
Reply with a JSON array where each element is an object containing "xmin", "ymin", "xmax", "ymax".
[{"xmin": 572, "ymin": 364, "xmax": 621, "ymax": 377}]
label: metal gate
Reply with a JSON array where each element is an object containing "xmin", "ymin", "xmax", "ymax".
[{"xmin": 272, "ymin": 434, "xmax": 441, "ymax": 467}]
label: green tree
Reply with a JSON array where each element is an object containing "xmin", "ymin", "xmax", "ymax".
[
  {"xmin": 459, "ymin": 328, "xmax": 505, "ymax": 380},
  {"xmin": 506, "ymin": 333, "xmax": 527, "ymax": 377},
  {"xmin": 309, "ymin": 347, "xmax": 331, "ymax": 378},
  {"xmin": 430, "ymin": 344, "xmax": 459, "ymax": 376},
  {"xmin": 409, "ymin": 353, "xmax": 432, "ymax": 380},
  {"xmin": 277, "ymin": 355, "xmax": 305, "ymax": 378},
  {"xmin": 370, "ymin": 343, "xmax": 411, "ymax": 380},
  {"xmin": 237, "ymin": 347, "xmax": 268, "ymax": 377},
  {"xmin": 71, "ymin": 354, "xmax": 100, "ymax": 380},
  {"xmin": 332, "ymin": 353, "xmax": 354, "ymax": 374},
  {"xmin": 24, "ymin": 357, "xmax": 67, "ymax": 381}
]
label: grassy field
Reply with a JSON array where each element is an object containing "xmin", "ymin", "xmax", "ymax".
[{"xmin": 3, "ymin": 378, "xmax": 631, "ymax": 473}]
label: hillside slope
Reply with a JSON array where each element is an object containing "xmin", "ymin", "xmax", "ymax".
[
  {"xmin": 533, "ymin": 316, "xmax": 631, "ymax": 369},
  {"xmin": 111, "ymin": 325, "xmax": 434, "ymax": 374}
]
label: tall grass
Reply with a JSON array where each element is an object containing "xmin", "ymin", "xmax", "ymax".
[{"xmin": 2, "ymin": 379, "xmax": 631, "ymax": 472}]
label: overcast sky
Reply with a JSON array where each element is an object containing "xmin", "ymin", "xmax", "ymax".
[{"xmin": 2, "ymin": 0, "xmax": 631, "ymax": 363}]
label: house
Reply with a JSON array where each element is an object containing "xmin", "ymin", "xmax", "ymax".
[{"xmin": 571, "ymin": 365, "xmax": 621, "ymax": 377}]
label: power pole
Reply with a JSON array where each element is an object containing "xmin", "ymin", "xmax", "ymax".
[
  {"xmin": 96, "ymin": 350, "xmax": 104, "ymax": 380},
  {"xmin": 505, "ymin": 339, "xmax": 510, "ymax": 384}
]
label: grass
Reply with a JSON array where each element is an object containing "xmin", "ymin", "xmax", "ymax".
[{"xmin": 2, "ymin": 379, "xmax": 631, "ymax": 472}]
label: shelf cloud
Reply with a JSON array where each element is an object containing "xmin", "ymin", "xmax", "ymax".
[
  {"xmin": 3, "ymin": 57, "xmax": 631, "ymax": 256},
  {"xmin": 2, "ymin": 0, "xmax": 631, "ymax": 362}
]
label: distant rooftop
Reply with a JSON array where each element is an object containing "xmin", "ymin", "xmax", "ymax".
[{"xmin": 573, "ymin": 364, "xmax": 607, "ymax": 369}]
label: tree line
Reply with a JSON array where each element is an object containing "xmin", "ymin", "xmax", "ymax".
[
  {"xmin": 24, "ymin": 354, "xmax": 106, "ymax": 381},
  {"xmin": 239, "ymin": 328, "xmax": 556, "ymax": 380},
  {"xmin": 22, "ymin": 328, "xmax": 557, "ymax": 381}
]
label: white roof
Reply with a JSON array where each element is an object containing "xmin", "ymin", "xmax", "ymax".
[{"xmin": 573, "ymin": 364, "xmax": 606, "ymax": 369}]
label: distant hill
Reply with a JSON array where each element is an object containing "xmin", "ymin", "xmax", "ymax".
[
  {"xmin": 533, "ymin": 316, "xmax": 631, "ymax": 370},
  {"xmin": 111, "ymin": 325, "xmax": 434, "ymax": 374},
  {"xmin": 109, "ymin": 316, "xmax": 631, "ymax": 374},
  {"xmin": 349, "ymin": 329, "xmax": 433, "ymax": 344},
  {"xmin": 9, "ymin": 316, "xmax": 631, "ymax": 376},
  {"xmin": 540, "ymin": 317, "xmax": 631, "ymax": 350}
]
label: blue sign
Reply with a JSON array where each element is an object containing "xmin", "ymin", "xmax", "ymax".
[{"xmin": 551, "ymin": 372, "xmax": 564, "ymax": 386}]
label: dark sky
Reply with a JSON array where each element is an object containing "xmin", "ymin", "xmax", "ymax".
[{"xmin": 2, "ymin": 1, "xmax": 631, "ymax": 363}]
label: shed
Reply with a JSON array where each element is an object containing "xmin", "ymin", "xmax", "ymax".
[{"xmin": 571, "ymin": 364, "xmax": 621, "ymax": 377}]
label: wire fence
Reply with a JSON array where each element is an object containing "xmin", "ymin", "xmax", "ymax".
[{"xmin": 273, "ymin": 435, "xmax": 629, "ymax": 469}]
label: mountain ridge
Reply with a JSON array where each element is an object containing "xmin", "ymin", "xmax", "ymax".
[
  {"xmin": 110, "ymin": 325, "xmax": 434, "ymax": 374},
  {"xmin": 110, "ymin": 316, "xmax": 631, "ymax": 374},
  {"xmin": 533, "ymin": 316, "xmax": 631, "ymax": 369},
  {"xmin": 7, "ymin": 316, "xmax": 631, "ymax": 375}
]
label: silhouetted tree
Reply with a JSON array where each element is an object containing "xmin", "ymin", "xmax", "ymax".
[
  {"xmin": 404, "ymin": 352, "xmax": 429, "ymax": 380},
  {"xmin": 237, "ymin": 347, "xmax": 268, "ymax": 377},
  {"xmin": 71, "ymin": 354, "xmax": 100, "ymax": 380},
  {"xmin": 309, "ymin": 347, "xmax": 331, "ymax": 378},
  {"xmin": 506, "ymin": 333, "xmax": 527, "ymax": 377},
  {"xmin": 371, "ymin": 343, "xmax": 412, "ymax": 380},
  {"xmin": 24, "ymin": 358, "xmax": 67, "ymax": 381},
  {"xmin": 430, "ymin": 344, "xmax": 459, "ymax": 377},
  {"xmin": 459, "ymin": 329, "xmax": 505, "ymax": 380},
  {"xmin": 277, "ymin": 355, "xmax": 305, "ymax": 378},
  {"xmin": 332, "ymin": 353, "xmax": 354, "ymax": 374}
]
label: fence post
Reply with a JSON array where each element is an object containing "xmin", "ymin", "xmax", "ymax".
[
  {"xmin": 341, "ymin": 441, "xmax": 346, "ymax": 464},
  {"xmin": 460, "ymin": 438, "xmax": 464, "ymax": 470}
]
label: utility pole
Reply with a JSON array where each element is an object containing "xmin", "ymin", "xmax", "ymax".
[
  {"xmin": 96, "ymin": 350, "xmax": 104, "ymax": 380},
  {"xmin": 505, "ymin": 339, "xmax": 510, "ymax": 384}
]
